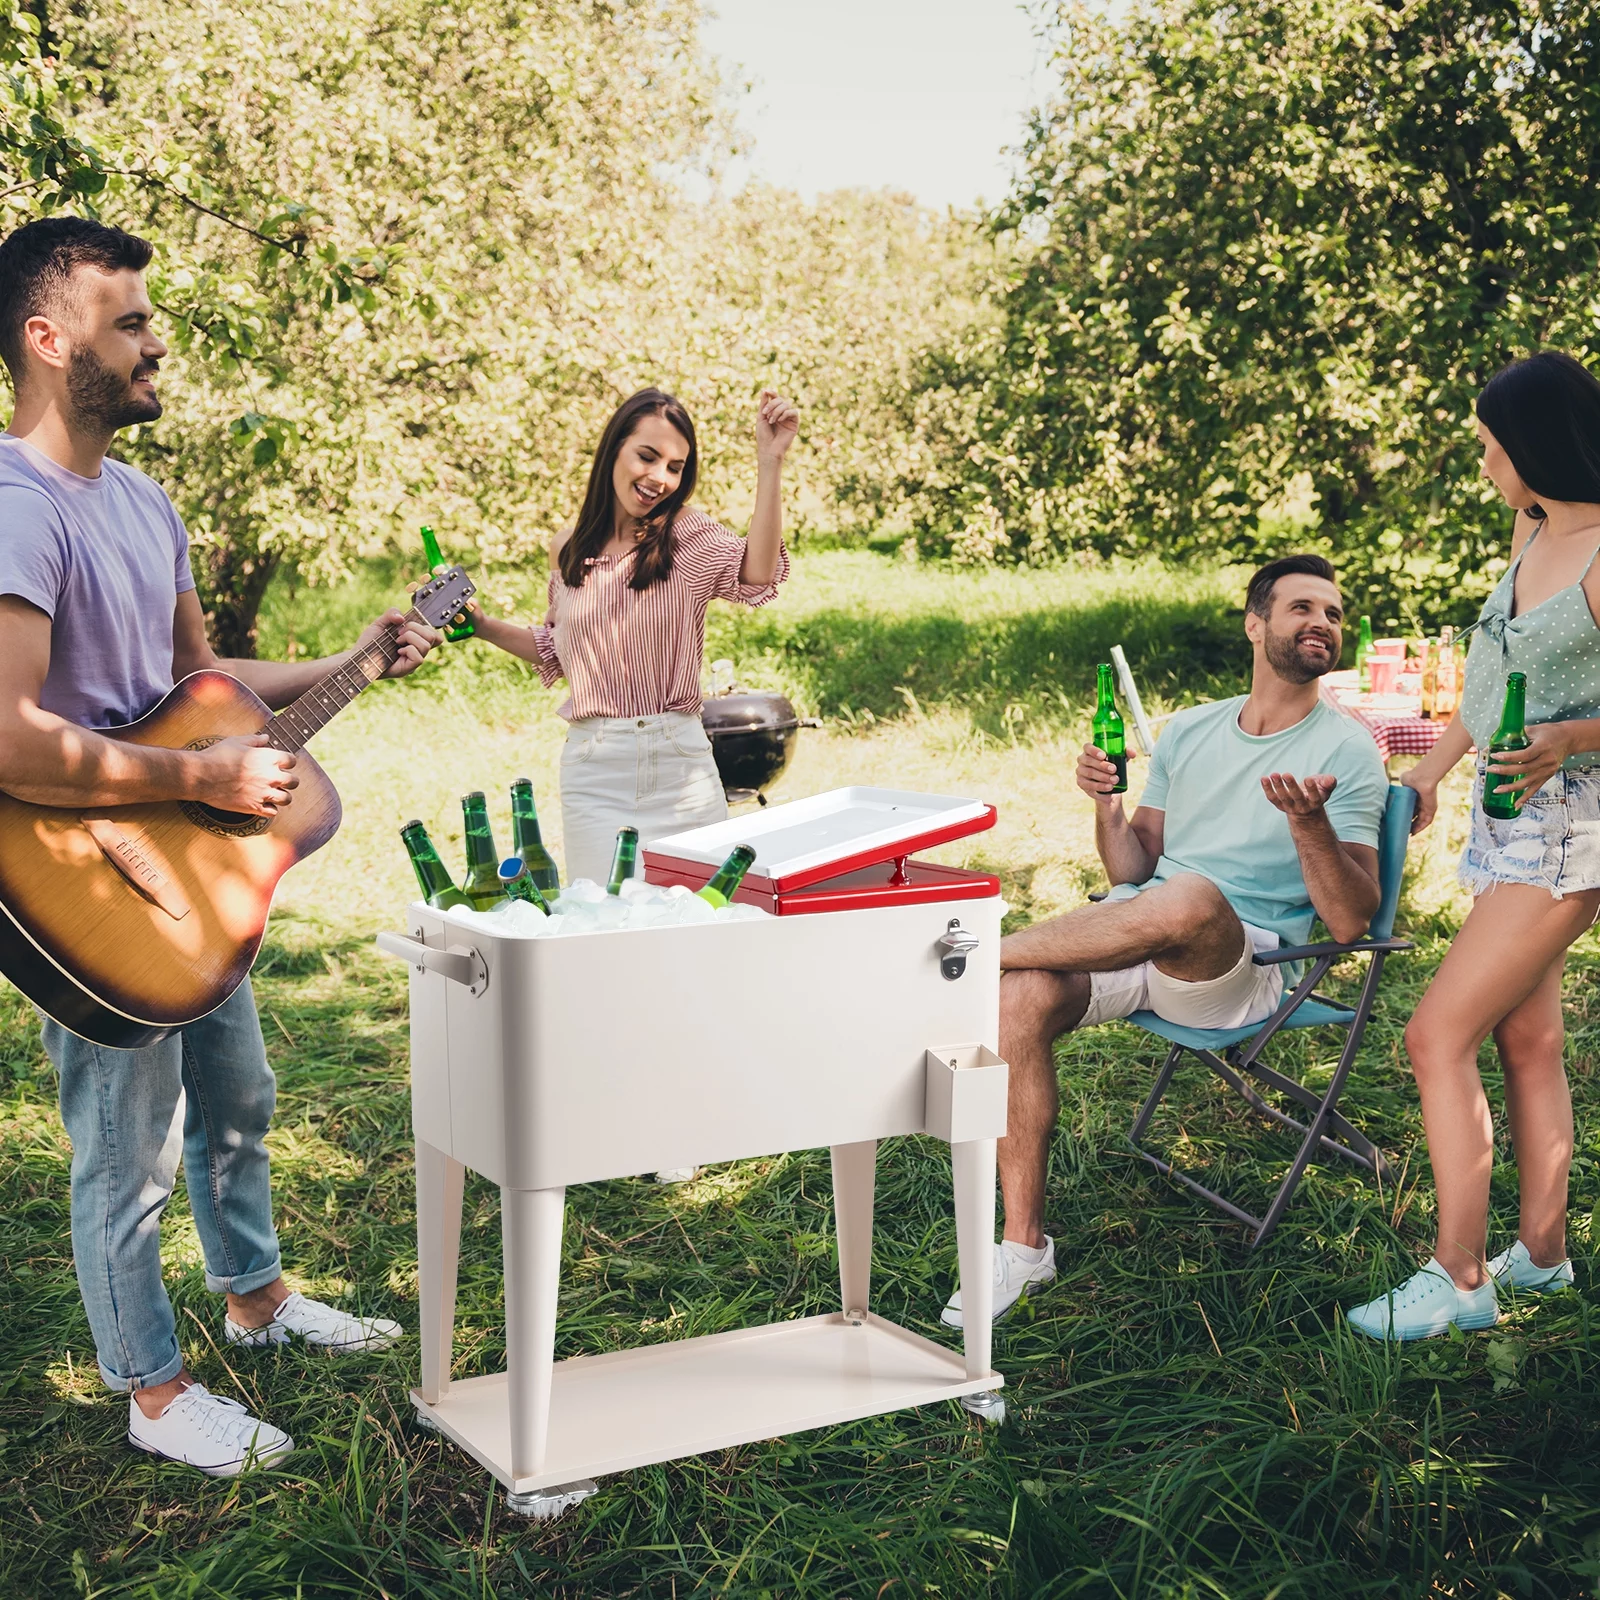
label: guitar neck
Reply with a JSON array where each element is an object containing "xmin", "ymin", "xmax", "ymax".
[{"xmin": 262, "ymin": 611, "xmax": 418, "ymax": 753}]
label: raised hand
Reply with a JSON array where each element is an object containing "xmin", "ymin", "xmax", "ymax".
[
  {"xmin": 755, "ymin": 389, "xmax": 799, "ymax": 464},
  {"xmin": 191, "ymin": 734, "xmax": 299, "ymax": 817},
  {"xmin": 1260, "ymin": 771, "xmax": 1337, "ymax": 817}
]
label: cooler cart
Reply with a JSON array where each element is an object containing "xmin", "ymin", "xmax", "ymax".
[{"xmin": 377, "ymin": 787, "xmax": 1010, "ymax": 1520}]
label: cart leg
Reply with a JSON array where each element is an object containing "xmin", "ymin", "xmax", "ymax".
[
  {"xmin": 416, "ymin": 1140, "xmax": 466, "ymax": 1408},
  {"xmin": 831, "ymin": 1140, "xmax": 877, "ymax": 1322},
  {"xmin": 503, "ymin": 1185, "xmax": 565, "ymax": 1482},
  {"xmin": 951, "ymin": 1137, "xmax": 997, "ymax": 1379}
]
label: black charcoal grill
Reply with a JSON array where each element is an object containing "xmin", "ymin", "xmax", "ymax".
[{"xmin": 700, "ymin": 683, "xmax": 814, "ymax": 805}]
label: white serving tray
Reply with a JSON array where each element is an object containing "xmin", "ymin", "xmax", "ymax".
[{"xmin": 649, "ymin": 786, "xmax": 992, "ymax": 881}]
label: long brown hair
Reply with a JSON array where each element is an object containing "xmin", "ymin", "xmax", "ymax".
[{"xmin": 558, "ymin": 389, "xmax": 698, "ymax": 590}]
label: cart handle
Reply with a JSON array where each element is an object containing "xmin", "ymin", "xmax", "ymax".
[{"xmin": 375, "ymin": 931, "xmax": 489, "ymax": 995}]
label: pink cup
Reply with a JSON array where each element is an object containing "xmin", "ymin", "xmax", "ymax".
[{"xmin": 1368, "ymin": 654, "xmax": 1401, "ymax": 695}]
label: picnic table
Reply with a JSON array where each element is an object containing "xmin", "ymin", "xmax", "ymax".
[{"xmin": 1319, "ymin": 671, "xmax": 1446, "ymax": 764}]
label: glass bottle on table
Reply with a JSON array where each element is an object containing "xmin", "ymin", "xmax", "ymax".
[
  {"xmin": 510, "ymin": 777, "xmax": 560, "ymax": 894},
  {"xmin": 498, "ymin": 856, "xmax": 552, "ymax": 913},
  {"xmin": 695, "ymin": 845, "xmax": 757, "ymax": 908},
  {"xmin": 606, "ymin": 826, "xmax": 639, "ymax": 895},
  {"xmin": 1091, "ymin": 661, "xmax": 1128, "ymax": 793},
  {"xmin": 1434, "ymin": 626, "xmax": 1459, "ymax": 718},
  {"xmin": 460, "ymin": 791, "xmax": 507, "ymax": 909},
  {"xmin": 1418, "ymin": 638, "xmax": 1437, "ymax": 719},
  {"xmin": 1482, "ymin": 671, "xmax": 1532, "ymax": 819},
  {"xmin": 1355, "ymin": 615, "xmax": 1374, "ymax": 691},
  {"xmin": 400, "ymin": 820, "xmax": 472, "ymax": 910},
  {"xmin": 420, "ymin": 524, "xmax": 475, "ymax": 642}
]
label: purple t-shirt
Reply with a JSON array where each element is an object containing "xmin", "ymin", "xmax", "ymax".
[{"xmin": 0, "ymin": 435, "xmax": 194, "ymax": 728}]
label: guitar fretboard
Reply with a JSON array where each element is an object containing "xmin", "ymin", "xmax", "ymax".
[{"xmin": 262, "ymin": 610, "xmax": 419, "ymax": 753}]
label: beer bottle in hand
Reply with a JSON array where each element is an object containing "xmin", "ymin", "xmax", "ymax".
[
  {"xmin": 401, "ymin": 820, "xmax": 473, "ymax": 910},
  {"xmin": 696, "ymin": 844, "xmax": 757, "ymax": 908},
  {"xmin": 498, "ymin": 856, "xmax": 552, "ymax": 914},
  {"xmin": 607, "ymin": 826, "xmax": 640, "ymax": 895},
  {"xmin": 510, "ymin": 778, "xmax": 561, "ymax": 893},
  {"xmin": 1092, "ymin": 662, "xmax": 1128, "ymax": 793},
  {"xmin": 460, "ymin": 791, "xmax": 507, "ymax": 908},
  {"xmin": 420, "ymin": 524, "xmax": 475, "ymax": 642},
  {"xmin": 1483, "ymin": 671, "xmax": 1532, "ymax": 819}
]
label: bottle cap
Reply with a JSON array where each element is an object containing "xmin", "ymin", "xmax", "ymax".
[
  {"xmin": 498, "ymin": 857, "xmax": 524, "ymax": 881},
  {"xmin": 400, "ymin": 819, "xmax": 424, "ymax": 834},
  {"xmin": 463, "ymin": 790, "xmax": 486, "ymax": 803}
]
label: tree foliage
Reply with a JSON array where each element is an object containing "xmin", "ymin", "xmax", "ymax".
[{"xmin": 903, "ymin": 0, "xmax": 1600, "ymax": 624}]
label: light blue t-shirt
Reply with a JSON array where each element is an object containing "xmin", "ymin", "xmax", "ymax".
[
  {"xmin": 1113, "ymin": 695, "xmax": 1389, "ymax": 947},
  {"xmin": 0, "ymin": 435, "xmax": 193, "ymax": 728}
]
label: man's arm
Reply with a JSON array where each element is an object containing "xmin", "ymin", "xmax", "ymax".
[
  {"xmin": 0, "ymin": 595, "xmax": 297, "ymax": 812},
  {"xmin": 1262, "ymin": 773, "xmax": 1381, "ymax": 945},
  {"xmin": 1080, "ymin": 743, "xmax": 1163, "ymax": 885},
  {"xmin": 170, "ymin": 591, "xmax": 439, "ymax": 709}
]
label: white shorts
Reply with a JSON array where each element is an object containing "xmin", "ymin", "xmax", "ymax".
[{"xmin": 1080, "ymin": 920, "xmax": 1285, "ymax": 1031}]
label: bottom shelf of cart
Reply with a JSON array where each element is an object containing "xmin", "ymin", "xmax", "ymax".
[{"xmin": 413, "ymin": 1311, "xmax": 1003, "ymax": 1494}]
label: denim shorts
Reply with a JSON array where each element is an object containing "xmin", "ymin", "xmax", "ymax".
[{"xmin": 1460, "ymin": 759, "xmax": 1600, "ymax": 898}]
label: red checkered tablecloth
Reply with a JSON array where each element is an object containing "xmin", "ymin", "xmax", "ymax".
[{"xmin": 1319, "ymin": 675, "xmax": 1445, "ymax": 764}]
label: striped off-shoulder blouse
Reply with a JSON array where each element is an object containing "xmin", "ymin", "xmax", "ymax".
[{"xmin": 530, "ymin": 508, "xmax": 789, "ymax": 721}]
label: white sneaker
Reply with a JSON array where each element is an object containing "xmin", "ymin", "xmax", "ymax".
[
  {"xmin": 226, "ymin": 1291, "xmax": 402, "ymax": 1352},
  {"xmin": 1346, "ymin": 1258, "xmax": 1499, "ymax": 1342},
  {"xmin": 1488, "ymin": 1239, "xmax": 1574, "ymax": 1296},
  {"xmin": 128, "ymin": 1383, "xmax": 293, "ymax": 1478},
  {"xmin": 940, "ymin": 1237, "xmax": 1057, "ymax": 1330},
  {"xmin": 652, "ymin": 1168, "xmax": 698, "ymax": 1184}
]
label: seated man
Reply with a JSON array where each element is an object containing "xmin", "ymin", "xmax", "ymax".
[{"xmin": 943, "ymin": 554, "xmax": 1389, "ymax": 1327}]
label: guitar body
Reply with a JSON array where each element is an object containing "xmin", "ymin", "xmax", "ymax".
[{"xmin": 0, "ymin": 671, "xmax": 342, "ymax": 1049}]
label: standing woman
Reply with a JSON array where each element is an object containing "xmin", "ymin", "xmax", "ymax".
[
  {"xmin": 1348, "ymin": 351, "xmax": 1600, "ymax": 1341},
  {"xmin": 472, "ymin": 387, "xmax": 798, "ymax": 883}
]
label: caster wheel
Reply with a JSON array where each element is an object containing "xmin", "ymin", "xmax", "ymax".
[
  {"xmin": 505, "ymin": 1479, "xmax": 598, "ymax": 1521},
  {"xmin": 960, "ymin": 1390, "xmax": 1006, "ymax": 1426},
  {"xmin": 412, "ymin": 1408, "xmax": 443, "ymax": 1435}
]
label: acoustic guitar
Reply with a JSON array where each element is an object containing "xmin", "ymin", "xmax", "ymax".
[{"xmin": 0, "ymin": 566, "xmax": 475, "ymax": 1049}]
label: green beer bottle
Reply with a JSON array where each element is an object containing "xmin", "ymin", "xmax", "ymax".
[
  {"xmin": 606, "ymin": 826, "xmax": 640, "ymax": 895},
  {"xmin": 400, "ymin": 819, "xmax": 472, "ymax": 910},
  {"xmin": 498, "ymin": 856, "xmax": 552, "ymax": 914},
  {"xmin": 1355, "ymin": 615, "xmax": 1374, "ymax": 692},
  {"xmin": 420, "ymin": 524, "xmax": 475, "ymax": 642},
  {"xmin": 1091, "ymin": 662, "xmax": 1128, "ymax": 794},
  {"xmin": 510, "ymin": 778, "xmax": 561, "ymax": 894},
  {"xmin": 1482, "ymin": 671, "xmax": 1532, "ymax": 820},
  {"xmin": 696, "ymin": 844, "xmax": 757, "ymax": 908},
  {"xmin": 460, "ymin": 791, "xmax": 506, "ymax": 908}
]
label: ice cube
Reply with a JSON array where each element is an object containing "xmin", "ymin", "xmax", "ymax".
[
  {"xmin": 726, "ymin": 903, "xmax": 771, "ymax": 922},
  {"xmin": 559, "ymin": 879, "xmax": 607, "ymax": 906},
  {"xmin": 619, "ymin": 877, "xmax": 665, "ymax": 904},
  {"xmin": 669, "ymin": 893, "xmax": 718, "ymax": 925}
]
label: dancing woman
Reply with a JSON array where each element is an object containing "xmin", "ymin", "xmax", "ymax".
[
  {"xmin": 471, "ymin": 387, "xmax": 798, "ymax": 884},
  {"xmin": 1348, "ymin": 351, "xmax": 1600, "ymax": 1340}
]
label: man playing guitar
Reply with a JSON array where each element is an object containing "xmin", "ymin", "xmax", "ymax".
[{"xmin": 0, "ymin": 218, "xmax": 441, "ymax": 1476}]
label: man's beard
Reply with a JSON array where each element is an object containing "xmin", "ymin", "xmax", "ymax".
[
  {"xmin": 66, "ymin": 347, "xmax": 162, "ymax": 432},
  {"xmin": 1264, "ymin": 625, "xmax": 1337, "ymax": 685}
]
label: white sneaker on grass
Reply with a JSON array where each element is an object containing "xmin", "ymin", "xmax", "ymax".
[
  {"xmin": 1346, "ymin": 1258, "xmax": 1499, "ymax": 1342},
  {"xmin": 128, "ymin": 1383, "xmax": 292, "ymax": 1478},
  {"xmin": 940, "ymin": 1237, "xmax": 1057, "ymax": 1330},
  {"xmin": 1488, "ymin": 1239, "xmax": 1574, "ymax": 1296},
  {"xmin": 225, "ymin": 1291, "xmax": 402, "ymax": 1352}
]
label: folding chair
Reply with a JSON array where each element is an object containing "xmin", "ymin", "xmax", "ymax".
[{"xmin": 1124, "ymin": 783, "xmax": 1416, "ymax": 1246}]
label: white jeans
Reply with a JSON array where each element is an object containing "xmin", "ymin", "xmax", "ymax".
[{"xmin": 559, "ymin": 712, "xmax": 728, "ymax": 885}]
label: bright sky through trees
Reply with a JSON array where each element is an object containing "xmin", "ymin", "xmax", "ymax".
[{"xmin": 701, "ymin": 0, "xmax": 1049, "ymax": 211}]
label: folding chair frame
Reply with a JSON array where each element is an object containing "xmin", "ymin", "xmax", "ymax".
[{"xmin": 1128, "ymin": 933, "xmax": 1411, "ymax": 1247}]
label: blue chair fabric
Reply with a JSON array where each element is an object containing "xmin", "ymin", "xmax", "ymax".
[{"xmin": 1125, "ymin": 784, "xmax": 1415, "ymax": 1246}]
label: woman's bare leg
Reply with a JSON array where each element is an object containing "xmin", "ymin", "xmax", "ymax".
[
  {"xmin": 1404, "ymin": 883, "xmax": 1600, "ymax": 1289},
  {"xmin": 1495, "ymin": 957, "xmax": 1578, "ymax": 1267}
]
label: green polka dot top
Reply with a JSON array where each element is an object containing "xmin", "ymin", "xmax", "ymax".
[{"xmin": 1461, "ymin": 522, "xmax": 1600, "ymax": 769}]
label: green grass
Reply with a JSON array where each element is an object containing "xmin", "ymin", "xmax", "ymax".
[{"xmin": 3, "ymin": 548, "xmax": 1598, "ymax": 1598}]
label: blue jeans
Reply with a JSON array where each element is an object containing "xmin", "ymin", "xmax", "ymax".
[{"xmin": 43, "ymin": 978, "xmax": 282, "ymax": 1391}]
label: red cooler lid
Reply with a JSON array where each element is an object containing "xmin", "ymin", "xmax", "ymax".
[{"xmin": 643, "ymin": 786, "xmax": 997, "ymax": 896}]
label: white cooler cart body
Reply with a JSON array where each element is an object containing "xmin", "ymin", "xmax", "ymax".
[{"xmin": 380, "ymin": 788, "xmax": 1011, "ymax": 1516}]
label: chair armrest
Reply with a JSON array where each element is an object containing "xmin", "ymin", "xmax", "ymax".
[
  {"xmin": 1088, "ymin": 891, "xmax": 1107, "ymax": 903},
  {"xmin": 1253, "ymin": 937, "xmax": 1414, "ymax": 965}
]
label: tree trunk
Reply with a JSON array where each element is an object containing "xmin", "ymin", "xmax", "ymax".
[{"xmin": 198, "ymin": 541, "xmax": 281, "ymax": 661}]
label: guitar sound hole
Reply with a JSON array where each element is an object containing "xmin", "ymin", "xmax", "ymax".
[{"xmin": 180, "ymin": 800, "xmax": 273, "ymax": 838}]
